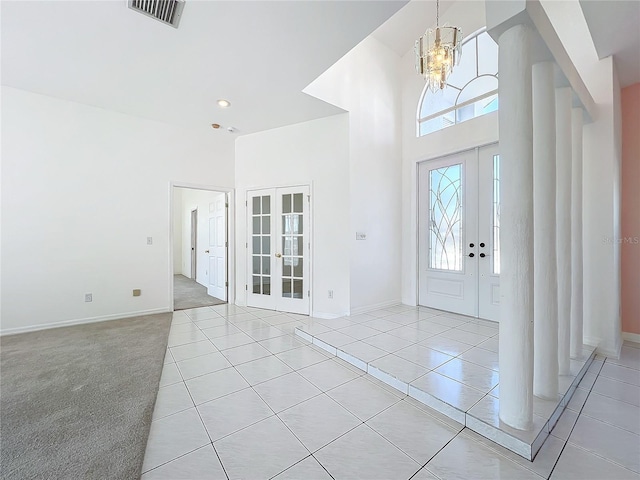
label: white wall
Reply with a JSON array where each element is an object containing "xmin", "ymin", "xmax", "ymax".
[
  {"xmin": 399, "ymin": 1, "xmax": 497, "ymax": 306},
  {"xmin": 305, "ymin": 36, "xmax": 403, "ymax": 313},
  {"xmin": 173, "ymin": 187, "xmax": 183, "ymax": 275},
  {"xmin": 235, "ymin": 114, "xmax": 351, "ymax": 318},
  {"xmin": 177, "ymin": 188, "xmax": 226, "ymax": 288},
  {"xmin": 1, "ymin": 87, "xmax": 235, "ymax": 334},
  {"xmin": 542, "ymin": 0, "xmax": 623, "ymax": 356}
]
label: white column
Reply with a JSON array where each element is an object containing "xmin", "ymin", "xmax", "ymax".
[
  {"xmin": 556, "ymin": 87, "xmax": 573, "ymax": 375},
  {"xmin": 570, "ymin": 108, "xmax": 584, "ymax": 358},
  {"xmin": 498, "ymin": 24, "xmax": 534, "ymax": 431},
  {"xmin": 532, "ymin": 62, "xmax": 558, "ymax": 399}
]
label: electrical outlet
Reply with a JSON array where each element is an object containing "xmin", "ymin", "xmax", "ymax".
[
  {"xmin": 328, "ymin": 290, "xmax": 334, "ymax": 299},
  {"xmin": 85, "ymin": 293, "xmax": 93, "ymax": 302}
]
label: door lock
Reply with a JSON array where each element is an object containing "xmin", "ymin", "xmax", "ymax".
[{"xmin": 275, "ymin": 253, "xmax": 282, "ymax": 258}]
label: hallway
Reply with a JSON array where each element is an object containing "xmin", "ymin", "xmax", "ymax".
[{"xmin": 174, "ymin": 275, "xmax": 225, "ymax": 311}]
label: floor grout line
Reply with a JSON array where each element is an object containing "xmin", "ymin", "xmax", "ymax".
[{"xmin": 147, "ymin": 308, "xmax": 638, "ymax": 479}]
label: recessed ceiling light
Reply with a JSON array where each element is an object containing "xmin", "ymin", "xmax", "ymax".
[{"xmin": 217, "ymin": 99, "xmax": 231, "ymax": 108}]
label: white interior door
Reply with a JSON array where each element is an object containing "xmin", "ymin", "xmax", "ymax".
[
  {"xmin": 418, "ymin": 144, "xmax": 500, "ymax": 321},
  {"xmin": 419, "ymin": 150, "xmax": 478, "ymax": 316},
  {"xmin": 207, "ymin": 193, "xmax": 227, "ymax": 301},
  {"xmin": 246, "ymin": 186, "xmax": 310, "ymax": 315},
  {"xmin": 190, "ymin": 209, "xmax": 197, "ymax": 279}
]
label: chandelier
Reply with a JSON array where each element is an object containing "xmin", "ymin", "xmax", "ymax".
[{"xmin": 415, "ymin": 0, "xmax": 462, "ymax": 92}]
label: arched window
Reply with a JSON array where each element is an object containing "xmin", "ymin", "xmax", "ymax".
[{"xmin": 417, "ymin": 28, "xmax": 498, "ymax": 136}]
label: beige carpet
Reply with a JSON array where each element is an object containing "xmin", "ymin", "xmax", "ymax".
[
  {"xmin": 0, "ymin": 313, "xmax": 172, "ymax": 480},
  {"xmin": 174, "ymin": 274, "xmax": 225, "ymax": 310}
]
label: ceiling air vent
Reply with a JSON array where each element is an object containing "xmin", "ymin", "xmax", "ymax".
[{"xmin": 128, "ymin": 0, "xmax": 185, "ymax": 28}]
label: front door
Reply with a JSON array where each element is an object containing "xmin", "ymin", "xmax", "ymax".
[
  {"xmin": 246, "ymin": 186, "xmax": 310, "ymax": 315},
  {"xmin": 418, "ymin": 144, "xmax": 501, "ymax": 321}
]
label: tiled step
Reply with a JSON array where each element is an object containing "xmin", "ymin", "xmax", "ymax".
[{"xmin": 295, "ymin": 326, "xmax": 595, "ymax": 461}]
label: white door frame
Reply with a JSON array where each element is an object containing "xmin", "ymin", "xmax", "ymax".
[{"xmin": 169, "ymin": 182, "xmax": 235, "ymax": 311}]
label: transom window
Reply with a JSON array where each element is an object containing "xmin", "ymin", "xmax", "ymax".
[{"xmin": 418, "ymin": 28, "xmax": 498, "ymax": 136}]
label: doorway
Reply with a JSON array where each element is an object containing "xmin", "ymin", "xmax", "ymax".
[
  {"xmin": 418, "ymin": 144, "xmax": 501, "ymax": 321},
  {"xmin": 172, "ymin": 186, "xmax": 230, "ymax": 310},
  {"xmin": 246, "ymin": 185, "xmax": 310, "ymax": 315}
]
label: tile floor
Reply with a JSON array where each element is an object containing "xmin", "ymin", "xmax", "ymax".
[
  {"xmin": 296, "ymin": 307, "xmax": 596, "ymax": 460},
  {"xmin": 142, "ymin": 304, "xmax": 640, "ymax": 479}
]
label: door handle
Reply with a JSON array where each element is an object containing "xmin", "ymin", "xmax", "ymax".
[
  {"xmin": 205, "ymin": 250, "xmax": 210, "ymax": 253},
  {"xmin": 275, "ymin": 253, "xmax": 282, "ymax": 258},
  {"xmin": 469, "ymin": 253, "xmax": 475, "ymax": 258},
  {"xmin": 479, "ymin": 242, "xmax": 486, "ymax": 248},
  {"xmin": 480, "ymin": 253, "xmax": 487, "ymax": 258}
]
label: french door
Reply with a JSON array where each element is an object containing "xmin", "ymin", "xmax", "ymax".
[
  {"xmin": 418, "ymin": 144, "xmax": 501, "ymax": 321},
  {"xmin": 246, "ymin": 186, "xmax": 310, "ymax": 315}
]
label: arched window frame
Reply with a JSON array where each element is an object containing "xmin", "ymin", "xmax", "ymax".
[{"xmin": 416, "ymin": 28, "xmax": 499, "ymax": 136}]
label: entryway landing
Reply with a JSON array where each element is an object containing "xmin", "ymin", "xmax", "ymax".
[{"xmin": 295, "ymin": 305, "xmax": 595, "ymax": 461}]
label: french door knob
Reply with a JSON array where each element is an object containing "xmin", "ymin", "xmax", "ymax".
[
  {"xmin": 469, "ymin": 243, "xmax": 475, "ymax": 248},
  {"xmin": 275, "ymin": 253, "xmax": 282, "ymax": 258},
  {"xmin": 480, "ymin": 253, "xmax": 486, "ymax": 258},
  {"xmin": 480, "ymin": 242, "xmax": 486, "ymax": 248},
  {"xmin": 469, "ymin": 253, "xmax": 475, "ymax": 258},
  {"xmin": 205, "ymin": 250, "xmax": 210, "ymax": 253}
]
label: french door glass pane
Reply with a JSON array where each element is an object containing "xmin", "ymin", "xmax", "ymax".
[
  {"xmin": 429, "ymin": 164, "xmax": 463, "ymax": 271},
  {"xmin": 282, "ymin": 278, "xmax": 292, "ymax": 298},
  {"xmin": 493, "ymin": 155, "xmax": 501, "ymax": 274},
  {"xmin": 282, "ymin": 215, "xmax": 302, "ymax": 234},
  {"xmin": 282, "ymin": 194, "xmax": 291, "ymax": 214}
]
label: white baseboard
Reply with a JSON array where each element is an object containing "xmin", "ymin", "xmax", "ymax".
[
  {"xmin": 349, "ymin": 300, "xmax": 401, "ymax": 316},
  {"xmin": 310, "ymin": 311, "xmax": 349, "ymax": 320},
  {"xmin": 622, "ymin": 332, "xmax": 640, "ymax": 345},
  {"xmin": 584, "ymin": 335, "xmax": 623, "ymax": 359},
  {"xmin": 0, "ymin": 308, "xmax": 171, "ymax": 336}
]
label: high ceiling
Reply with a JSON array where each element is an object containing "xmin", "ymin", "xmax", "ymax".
[
  {"xmin": 2, "ymin": 0, "xmax": 638, "ymax": 140},
  {"xmin": 580, "ymin": 0, "xmax": 640, "ymax": 88},
  {"xmin": 1, "ymin": 0, "xmax": 407, "ymax": 135}
]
